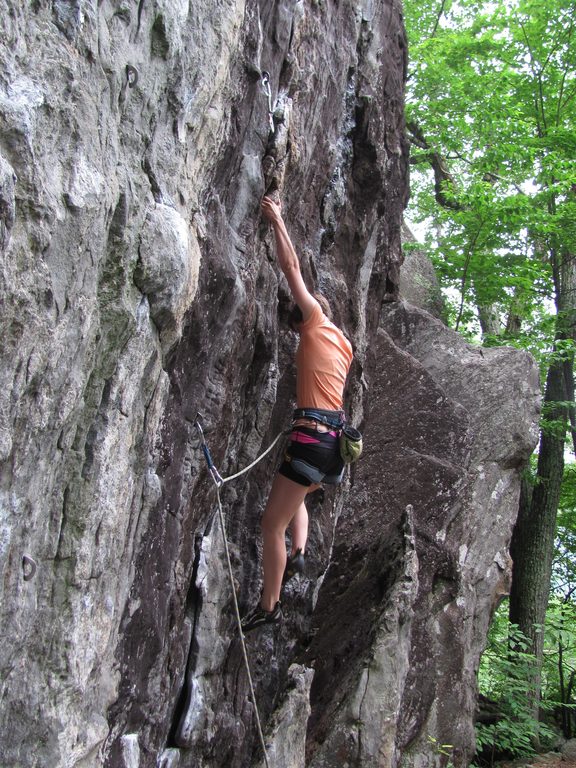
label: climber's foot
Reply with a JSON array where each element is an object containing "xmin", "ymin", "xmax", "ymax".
[
  {"xmin": 241, "ymin": 601, "xmax": 283, "ymax": 633},
  {"xmin": 283, "ymin": 548, "xmax": 305, "ymax": 584}
]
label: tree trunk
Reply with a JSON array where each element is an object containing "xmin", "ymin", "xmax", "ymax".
[
  {"xmin": 509, "ymin": 355, "xmax": 567, "ymax": 724},
  {"xmin": 477, "ymin": 303, "xmax": 502, "ymax": 338},
  {"xmin": 509, "ymin": 238, "xmax": 576, "ymax": 726}
]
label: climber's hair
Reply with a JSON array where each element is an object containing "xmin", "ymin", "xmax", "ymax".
[{"xmin": 288, "ymin": 292, "xmax": 332, "ymax": 329}]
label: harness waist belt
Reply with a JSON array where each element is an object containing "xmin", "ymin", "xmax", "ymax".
[{"xmin": 293, "ymin": 408, "xmax": 345, "ymax": 429}]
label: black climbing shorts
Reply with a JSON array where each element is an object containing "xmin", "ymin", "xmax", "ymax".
[{"xmin": 278, "ymin": 427, "xmax": 345, "ymax": 487}]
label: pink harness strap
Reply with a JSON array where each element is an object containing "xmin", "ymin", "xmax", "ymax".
[{"xmin": 290, "ymin": 430, "xmax": 338, "ymax": 444}]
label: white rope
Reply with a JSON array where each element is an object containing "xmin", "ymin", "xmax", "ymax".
[
  {"xmin": 200, "ymin": 429, "xmax": 287, "ymax": 768},
  {"xmin": 221, "ymin": 430, "xmax": 287, "ymax": 484}
]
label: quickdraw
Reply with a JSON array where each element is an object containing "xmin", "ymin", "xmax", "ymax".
[
  {"xmin": 261, "ymin": 71, "xmax": 275, "ymax": 133},
  {"xmin": 195, "ymin": 414, "xmax": 224, "ymax": 487},
  {"xmin": 126, "ymin": 64, "xmax": 139, "ymax": 88}
]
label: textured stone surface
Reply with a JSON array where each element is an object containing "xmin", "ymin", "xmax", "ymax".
[
  {"xmin": 562, "ymin": 739, "xmax": 576, "ymax": 761},
  {"xmin": 400, "ymin": 222, "xmax": 445, "ymax": 319},
  {"xmin": 255, "ymin": 664, "xmax": 315, "ymax": 768},
  {"xmin": 0, "ymin": 1, "xmax": 540, "ymax": 767}
]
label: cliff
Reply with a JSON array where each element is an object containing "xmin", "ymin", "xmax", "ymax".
[{"xmin": 0, "ymin": 1, "xmax": 540, "ymax": 767}]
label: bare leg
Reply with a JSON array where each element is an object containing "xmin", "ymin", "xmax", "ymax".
[
  {"xmin": 288, "ymin": 482, "xmax": 320, "ymax": 553},
  {"xmin": 290, "ymin": 502, "xmax": 308, "ymax": 554},
  {"xmin": 261, "ymin": 473, "xmax": 310, "ymax": 611}
]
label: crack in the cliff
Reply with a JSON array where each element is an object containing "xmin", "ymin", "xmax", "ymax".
[
  {"xmin": 357, "ymin": 658, "xmax": 372, "ymax": 765},
  {"xmin": 55, "ymin": 484, "xmax": 71, "ymax": 561},
  {"xmin": 142, "ymin": 156, "xmax": 163, "ymax": 203},
  {"xmin": 135, "ymin": 0, "xmax": 145, "ymax": 38},
  {"xmin": 223, "ymin": 622, "xmax": 251, "ymax": 715},
  {"xmin": 403, "ymin": 447, "xmax": 464, "ymax": 474},
  {"xmin": 312, "ymin": 486, "xmax": 347, "ymax": 606},
  {"xmin": 166, "ymin": 531, "xmax": 205, "ymax": 748}
]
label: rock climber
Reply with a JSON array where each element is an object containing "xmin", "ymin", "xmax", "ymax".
[{"xmin": 241, "ymin": 196, "xmax": 353, "ymax": 632}]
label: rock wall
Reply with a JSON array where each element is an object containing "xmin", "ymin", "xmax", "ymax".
[{"xmin": 0, "ymin": 2, "xmax": 540, "ymax": 768}]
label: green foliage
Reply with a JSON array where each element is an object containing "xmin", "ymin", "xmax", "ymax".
[
  {"xmin": 428, "ymin": 735, "xmax": 455, "ymax": 766},
  {"xmin": 553, "ymin": 466, "xmax": 576, "ymax": 740},
  {"xmin": 556, "ymin": 468, "xmax": 576, "ymax": 592},
  {"xmin": 475, "ymin": 500, "xmax": 576, "ymax": 759},
  {"xmin": 405, "ymin": 0, "xmax": 576, "ymax": 344},
  {"xmin": 477, "ymin": 616, "xmax": 541, "ymax": 759},
  {"xmin": 542, "ymin": 599, "xmax": 576, "ymax": 700},
  {"xmin": 476, "ymin": 612, "xmax": 558, "ymax": 761}
]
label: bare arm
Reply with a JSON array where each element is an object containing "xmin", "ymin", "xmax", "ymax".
[{"xmin": 261, "ymin": 197, "xmax": 317, "ymax": 321}]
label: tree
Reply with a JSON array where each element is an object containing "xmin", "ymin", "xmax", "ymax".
[
  {"xmin": 548, "ymin": 465, "xmax": 576, "ymax": 738},
  {"xmin": 403, "ymin": 0, "xmax": 576, "ymax": 728}
]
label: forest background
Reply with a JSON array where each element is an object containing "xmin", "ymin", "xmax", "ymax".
[{"xmin": 403, "ymin": 0, "xmax": 576, "ymax": 762}]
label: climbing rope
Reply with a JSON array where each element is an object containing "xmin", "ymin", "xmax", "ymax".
[
  {"xmin": 221, "ymin": 430, "xmax": 286, "ymax": 484},
  {"xmin": 195, "ymin": 416, "xmax": 288, "ymax": 768}
]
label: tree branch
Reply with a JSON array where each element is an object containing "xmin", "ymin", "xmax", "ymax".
[
  {"xmin": 407, "ymin": 120, "xmax": 464, "ymax": 211},
  {"xmin": 450, "ymin": 149, "xmax": 526, "ymax": 195},
  {"xmin": 430, "ymin": 0, "xmax": 449, "ymax": 39}
]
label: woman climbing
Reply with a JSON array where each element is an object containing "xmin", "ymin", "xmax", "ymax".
[{"xmin": 241, "ymin": 196, "xmax": 353, "ymax": 632}]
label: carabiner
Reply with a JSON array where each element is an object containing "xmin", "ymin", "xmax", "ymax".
[{"xmin": 195, "ymin": 414, "xmax": 224, "ymax": 486}]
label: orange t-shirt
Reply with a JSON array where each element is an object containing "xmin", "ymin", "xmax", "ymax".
[{"xmin": 296, "ymin": 303, "xmax": 353, "ymax": 410}]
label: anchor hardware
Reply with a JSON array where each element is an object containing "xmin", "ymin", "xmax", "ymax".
[
  {"xmin": 126, "ymin": 64, "xmax": 139, "ymax": 88},
  {"xmin": 22, "ymin": 554, "xmax": 37, "ymax": 581}
]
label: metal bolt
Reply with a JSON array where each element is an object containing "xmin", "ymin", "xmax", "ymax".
[{"xmin": 22, "ymin": 555, "xmax": 37, "ymax": 581}]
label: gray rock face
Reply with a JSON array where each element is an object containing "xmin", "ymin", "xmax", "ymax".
[
  {"xmin": 400, "ymin": 222, "xmax": 445, "ymax": 319},
  {"xmin": 0, "ymin": 2, "xmax": 540, "ymax": 768},
  {"xmin": 562, "ymin": 739, "xmax": 576, "ymax": 761}
]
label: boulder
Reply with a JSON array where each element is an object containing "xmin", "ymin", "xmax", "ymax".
[{"xmin": 562, "ymin": 739, "xmax": 576, "ymax": 761}]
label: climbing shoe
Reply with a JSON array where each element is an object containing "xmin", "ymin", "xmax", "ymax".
[
  {"xmin": 241, "ymin": 601, "xmax": 283, "ymax": 633},
  {"xmin": 283, "ymin": 548, "xmax": 305, "ymax": 584}
]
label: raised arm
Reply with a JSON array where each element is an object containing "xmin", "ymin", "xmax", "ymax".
[{"xmin": 261, "ymin": 196, "xmax": 317, "ymax": 321}]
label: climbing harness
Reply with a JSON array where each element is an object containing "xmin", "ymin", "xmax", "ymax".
[
  {"xmin": 261, "ymin": 71, "xmax": 275, "ymax": 134},
  {"xmin": 292, "ymin": 408, "xmax": 363, "ymax": 464},
  {"xmin": 194, "ymin": 415, "xmax": 287, "ymax": 768},
  {"xmin": 293, "ymin": 407, "xmax": 345, "ymax": 430}
]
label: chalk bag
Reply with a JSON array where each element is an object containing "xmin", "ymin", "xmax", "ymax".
[{"xmin": 339, "ymin": 424, "xmax": 363, "ymax": 464}]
